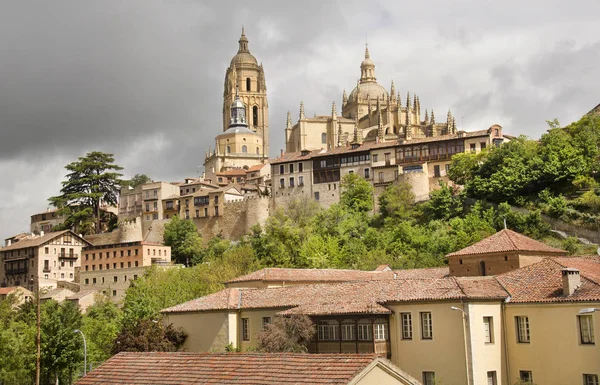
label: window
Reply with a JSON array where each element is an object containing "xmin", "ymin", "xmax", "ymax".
[
  {"xmin": 242, "ymin": 145, "xmax": 247, "ymax": 153},
  {"xmin": 279, "ymin": 165, "xmax": 284, "ymax": 175},
  {"xmin": 135, "ymin": 261, "xmax": 139, "ymax": 267},
  {"xmin": 579, "ymin": 315, "xmax": 595, "ymax": 344},
  {"xmin": 519, "ymin": 371, "xmax": 533, "ymax": 383},
  {"xmin": 298, "ymin": 176, "xmax": 304, "ymax": 186},
  {"xmin": 364, "ymin": 168, "xmax": 370, "ymax": 179},
  {"xmin": 584, "ymin": 374, "xmax": 599, "ymax": 385},
  {"xmin": 242, "ymin": 318, "xmax": 250, "ymax": 341},
  {"xmin": 516, "ymin": 316, "xmax": 530, "ymax": 343},
  {"xmin": 204, "ymin": 208, "xmax": 208, "ymax": 217},
  {"xmin": 487, "ymin": 371, "xmax": 497, "ymax": 385},
  {"xmin": 279, "ymin": 178, "xmax": 285, "ymax": 189},
  {"xmin": 321, "ymin": 133, "xmax": 327, "ymax": 144},
  {"xmin": 45, "ymin": 247, "xmax": 49, "ymax": 254},
  {"xmin": 484, "ymin": 316, "xmax": 494, "ymax": 343},
  {"xmin": 112, "ymin": 290, "xmax": 117, "ymax": 297},
  {"xmin": 227, "ymin": 145, "xmax": 231, "ymax": 154},
  {"xmin": 289, "ymin": 177, "xmax": 294, "ymax": 187},
  {"xmin": 384, "ymin": 152, "xmax": 391, "ymax": 165},
  {"xmin": 289, "ymin": 163, "xmax": 294, "ymax": 173},
  {"xmin": 481, "ymin": 142, "xmax": 487, "ymax": 150},
  {"xmin": 421, "ymin": 312, "xmax": 433, "ymax": 339},
  {"xmin": 422, "ymin": 372, "xmax": 435, "ymax": 385},
  {"xmin": 470, "ymin": 143, "xmax": 476, "ymax": 152},
  {"xmin": 341, "ymin": 321, "xmax": 355, "ymax": 341},
  {"xmin": 434, "ymin": 165, "xmax": 441, "ymax": 177},
  {"xmin": 114, "ymin": 276, "xmax": 118, "ymax": 283},
  {"xmin": 374, "ymin": 323, "xmax": 387, "ymax": 341},
  {"xmin": 84, "ymin": 278, "xmax": 89, "ymax": 285},
  {"xmin": 373, "ymin": 154, "xmax": 378, "ymax": 162},
  {"xmin": 378, "ymin": 172, "xmax": 384, "ymax": 183},
  {"xmin": 298, "ymin": 162, "xmax": 303, "ymax": 172},
  {"xmin": 92, "ymin": 278, "xmax": 96, "ymax": 284},
  {"xmin": 401, "ymin": 313, "xmax": 412, "ymax": 339},
  {"xmin": 357, "ymin": 320, "xmax": 372, "ymax": 341},
  {"xmin": 314, "ymin": 192, "xmax": 319, "ymax": 201},
  {"xmin": 262, "ymin": 317, "xmax": 271, "ymax": 330},
  {"xmin": 317, "ymin": 321, "xmax": 339, "ymax": 341},
  {"xmin": 214, "ymin": 206, "xmax": 219, "ymax": 216}
]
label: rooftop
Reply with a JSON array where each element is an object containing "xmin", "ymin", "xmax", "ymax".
[
  {"xmin": 1, "ymin": 230, "xmax": 82, "ymax": 252},
  {"xmin": 75, "ymin": 352, "xmax": 411, "ymax": 385},
  {"xmin": 447, "ymin": 229, "xmax": 567, "ymax": 257}
]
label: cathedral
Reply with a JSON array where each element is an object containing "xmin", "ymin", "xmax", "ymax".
[
  {"xmin": 204, "ymin": 28, "xmax": 269, "ymax": 182},
  {"xmin": 285, "ymin": 46, "xmax": 458, "ymax": 153}
]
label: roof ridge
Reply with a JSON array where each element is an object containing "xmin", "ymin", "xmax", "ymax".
[
  {"xmin": 451, "ymin": 276, "xmax": 468, "ymax": 298},
  {"xmin": 504, "ymin": 229, "xmax": 519, "ymax": 250}
]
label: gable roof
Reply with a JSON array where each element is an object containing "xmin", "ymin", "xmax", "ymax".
[
  {"xmin": 76, "ymin": 352, "xmax": 417, "ymax": 385},
  {"xmin": 447, "ymin": 229, "xmax": 566, "ymax": 257},
  {"xmin": 0, "ymin": 230, "xmax": 89, "ymax": 252},
  {"xmin": 496, "ymin": 257, "xmax": 600, "ymax": 303},
  {"xmin": 163, "ymin": 277, "xmax": 506, "ymax": 316}
]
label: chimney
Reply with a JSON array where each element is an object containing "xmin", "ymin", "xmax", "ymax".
[
  {"xmin": 280, "ymin": 149, "xmax": 284, "ymax": 158},
  {"xmin": 562, "ymin": 268, "xmax": 581, "ymax": 296},
  {"xmin": 6, "ymin": 239, "xmax": 11, "ymax": 247},
  {"xmin": 39, "ymin": 230, "xmax": 44, "ymax": 237}
]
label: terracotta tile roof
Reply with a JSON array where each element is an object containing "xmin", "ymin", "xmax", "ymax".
[
  {"xmin": 0, "ymin": 230, "xmax": 80, "ymax": 251},
  {"xmin": 225, "ymin": 266, "xmax": 449, "ymax": 285},
  {"xmin": 496, "ymin": 257, "xmax": 600, "ymax": 303},
  {"xmin": 270, "ymin": 149, "xmax": 325, "ymax": 164},
  {"xmin": 245, "ymin": 164, "xmax": 266, "ymax": 172},
  {"xmin": 0, "ymin": 286, "xmax": 25, "ymax": 295},
  {"xmin": 164, "ymin": 277, "xmax": 505, "ymax": 316},
  {"xmin": 447, "ymin": 229, "xmax": 567, "ymax": 257},
  {"xmin": 216, "ymin": 169, "xmax": 247, "ymax": 177},
  {"xmin": 76, "ymin": 352, "xmax": 389, "ymax": 385},
  {"xmin": 67, "ymin": 290, "xmax": 99, "ymax": 300}
]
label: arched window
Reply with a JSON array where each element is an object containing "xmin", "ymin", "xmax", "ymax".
[
  {"xmin": 256, "ymin": 147, "xmax": 259, "ymax": 154},
  {"xmin": 321, "ymin": 133, "xmax": 327, "ymax": 144},
  {"xmin": 242, "ymin": 145, "xmax": 247, "ymax": 153},
  {"xmin": 246, "ymin": 77, "xmax": 251, "ymax": 91},
  {"xmin": 253, "ymin": 106, "xmax": 259, "ymax": 127},
  {"xmin": 480, "ymin": 260, "xmax": 486, "ymax": 276},
  {"xmin": 226, "ymin": 146, "xmax": 231, "ymax": 154}
]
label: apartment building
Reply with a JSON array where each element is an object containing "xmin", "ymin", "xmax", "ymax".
[
  {"xmin": 0, "ymin": 230, "xmax": 89, "ymax": 292},
  {"xmin": 271, "ymin": 126, "xmax": 503, "ymax": 208},
  {"xmin": 179, "ymin": 186, "xmax": 243, "ymax": 219},
  {"xmin": 118, "ymin": 181, "xmax": 180, "ymax": 224},
  {"xmin": 30, "ymin": 209, "xmax": 65, "ymax": 234},
  {"xmin": 162, "ymin": 230, "xmax": 600, "ymax": 385}
]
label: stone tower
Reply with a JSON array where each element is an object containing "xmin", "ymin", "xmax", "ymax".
[{"xmin": 222, "ymin": 28, "xmax": 269, "ymax": 157}]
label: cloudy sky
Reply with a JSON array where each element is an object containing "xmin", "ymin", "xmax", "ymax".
[{"xmin": 1, "ymin": 0, "xmax": 599, "ymax": 239}]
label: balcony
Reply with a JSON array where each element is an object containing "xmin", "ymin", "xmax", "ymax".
[
  {"xmin": 43, "ymin": 267, "xmax": 51, "ymax": 273},
  {"xmin": 6, "ymin": 267, "xmax": 28, "ymax": 275},
  {"xmin": 58, "ymin": 253, "xmax": 78, "ymax": 259}
]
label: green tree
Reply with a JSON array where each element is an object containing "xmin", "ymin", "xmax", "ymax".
[
  {"xmin": 81, "ymin": 296, "xmax": 122, "ymax": 365},
  {"xmin": 340, "ymin": 173, "xmax": 374, "ymax": 213},
  {"xmin": 448, "ymin": 150, "xmax": 487, "ymax": 186},
  {"xmin": 49, "ymin": 151, "xmax": 123, "ymax": 234},
  {"xmin": 112, "ymin": 319, "xmax": 186, "ymax": 354},
  {"xmin": 421, "ymin": 182, "xmax": 463, "ymax": 221},
  {"xmin": 163, "ymin": 215, "xmax": 203, "ymax": 265},
  {"xmin": 0, "ymin": 296, "xmax": 35, "ymax": 385},
  {"xmin": 123, "ymin": 174, "xmax": 152, "ymax": 188},
  {"xmin": 257, "ymin": 315, "xmax": 315, "ymax": 353},
  {"xmin": 378, "ymin": 181, "xmax": 415, "ymax": 221}
]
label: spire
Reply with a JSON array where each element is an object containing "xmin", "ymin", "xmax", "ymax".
[
  {"xmin": 352, "ymin": 117, "xmax": 359, "ymax": 144},
  {"xmin": 286, "ymin": 111, "xmax": 292, "ymax": 129},
  {"xmin": 452, "ymin": 117, "xmax": 457, "ymax": 134},
  {"xmin": 342, "ymin": 89, "xmax": 348, "ymax": 106},
  {"xmin": 365, "ymin": 42, "xmax": 370, "ymax": 59},
  {"xmin": 406, "ymin": 92, "xmax": 410, "ymax": 111},
  {"xmin": 390, "ymin": 81, "xmax": 396, "ymax": 103},
  {"xmin": 337, "ymin": 121, "xmax": 343, "ymax": 147},
  {"xmin": 238, "ymin": 27, "xmax": 249, "ymax": 53},
  {"xmin": 413, "ymin": 94, "xmax": 418, "ymax": 111},
  {"xmin": 331, "ymin": 101, "xmax": 337, "ymax": 118},
  {"xmin": 360, "ymin": 44, "xmax": 376, "ymax": 83},
  {"xmin": 377, "ymin": 97, "xmax": 384, "ymax": 141},
  {"xmin": 431, "ymin": 109, "xmax": 436, "ymax": 124},
  {"xmin": 424, "ymin": 109, "xmax": 430, "ymax": 125},
  {"xmin": 299, "ymin": 101, "xmax": 305, "ymax": 120},
  {"xmin": 416, "ymin": 96, "xmax": 421, "ymax": 119},
  {"xmin": 397, "ymin": 92, "xmax": 401, "ymax": 107},
  {"xmin": 447, "ymin": 110, "xmax": 453, "ymax": 133}
]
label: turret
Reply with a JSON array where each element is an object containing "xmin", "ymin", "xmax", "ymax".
[
  {"xmin": 390, "ymin": 81, "xmax": 396, "ymax": 104},
  {"xmin": 342, "ymin": 90, "xmax": 348, "ymax": 107},
  {"xmin": 332, "ymin": 101, "xmax": 337, "ymax": 118},
  {"xmin": 337, "ymin": 121, "xmax": 343, "ymax": 147},
  {"xmin": 377, "ymin": 96, "xmax": 384, "ymax": 142},
  {"xmin": 299, "ymin": 101, "xmax": 305, "ymax": 120},
  {"xmin": 286, "ymin": 111, "xmax": 292, "ymax": 130}
]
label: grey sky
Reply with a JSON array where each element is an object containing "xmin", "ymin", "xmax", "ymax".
[{"xmin": 1, "ymin": 1, "xmax": 599, "ymax": 238}]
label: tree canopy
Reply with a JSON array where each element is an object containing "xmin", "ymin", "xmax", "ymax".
[
  {"xmin": 163, "ymin": 215, "xmax": 203, "ymax": 265},
  {"xmin": 49, "ymin": 151, "xmax": 123, "ymax": 234}
]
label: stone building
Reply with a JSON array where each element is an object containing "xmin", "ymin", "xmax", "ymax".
[
  {"xmin": 285, "ymin": 46, "xmax": 467, "ymax": 154},
  {"xmin": 0, "ymin": 230, "xmax": 89, "ymax": 292},
  {"xmin": 30, "ymin": 209, "xmax": 65, "ymax": 235},
  {"xmin": 204, "ymin": 29, "xmax": 269, "ymax": 182}
]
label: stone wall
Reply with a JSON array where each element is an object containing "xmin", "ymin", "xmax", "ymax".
[{"xmin": 192, "ymin": 195, "xmax": 270, "ymax": 242}]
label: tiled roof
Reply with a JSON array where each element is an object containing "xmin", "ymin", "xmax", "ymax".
[
  {"xmin": 0, "ymin": 230, "xmax": 76, "ymax": 251},
  {"xmin": 41, "ymin": 288, "xmax": 75, "ymax": 300},
  {"xmin": 216, "ymin": 169, "xmax": 247, "ymax": 176},
  {"xmin": 447, "ymin": 229, "xmax": 567, "ymax": 257},
  {"xmin": 76, "ymin": 352, "xmax": 392, "ymax": 385},
  {"xmin": 0, "ymin": 286, "xmax": 25, "ymax": 295},
  {"xmin": 84, "ymin": 231, "xmax": 124, "ymax": 246},
  {"xmin": 163, "ymin": 277, "xmax": 505, "ymax": 316},
  {"xmin": 245, "ymin": 164, "xmax": 266, "ymax": 172},
  {"xmin": 496, "ymin": 257, "xmax": 600, "ymax": 303},
  {"xmin": 225, "ymin": 266, "xmax": 449, "ymax": 285},
  {"xmin": 270, "ymin": 149, "xmax": 326, "ymax": 164},
  {"xmin": 67, "ymin": 290, "xmax": 99, "ymax": 300}
]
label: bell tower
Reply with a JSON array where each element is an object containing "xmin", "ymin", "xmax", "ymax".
[{"xmin": 222, "ymin": 28, "xmax": 269, "ymax": 158}]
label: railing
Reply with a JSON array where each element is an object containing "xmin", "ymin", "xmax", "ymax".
[
  {"xmin": 58, "ymin": 253, "xmax": 78, "ymax": 259},
  {"xmin": 6, "ymin": 268, "xmax": 28, "ymax": 275},
  {"xmin": 43, "ymin": 267, "xmax": 51, "ymax": 273}
]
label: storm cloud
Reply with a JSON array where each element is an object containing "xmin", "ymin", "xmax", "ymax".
[{"xmin": 1, "ymin": 0, "xmax": 599, "ymax": 238}]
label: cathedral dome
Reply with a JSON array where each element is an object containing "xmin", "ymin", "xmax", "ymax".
[
  {"xmin": 230, "ymin": 28, "xmax": 258, "ymax": 66},
  {"xmin": 348, "ymin": 81, "xmax": 388, "ymax": 102}
]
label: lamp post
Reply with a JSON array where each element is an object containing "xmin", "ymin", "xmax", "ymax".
[
  {"xmin": 74, "ymin": 329, "xmax": 87, "ymax": 376},
  {"xmin": 451, "ymin": 306, "xmax": 471, "ymax": 385}
]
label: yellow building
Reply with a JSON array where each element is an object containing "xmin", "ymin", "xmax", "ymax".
[
  {"xmin": 161, "ymin": 230, "xmax": 600, "ymax": 385},
  {"xmin": 204, "ymin": 29, "xmax": 269, "ymax": 182}
]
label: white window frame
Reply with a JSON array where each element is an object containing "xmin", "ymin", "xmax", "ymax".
[
  {"xmin": 317, "ymin": 321, "xmax": 339, "ymax": 341},
  {"xmin": 357, "ymin": 322, "xmax": 372, "ymax": 341},
  {"xmin": 584, "ymin": 374, "xmax": 599, "ymax": 385},
  {"xmin": 579, "ymin": 315, "xmax": 595, "ymax": 344},
  {"xmin": 374, "ymin": 323, "xmax": 387, "ymax": 341},
  {"xmin": 519, "ymin": 370, "xmax": 533, "ymax": 383},
  {"xmin": 341, "ymin": 322, "xmax": 355, "ymax": 341},
  {"xmin": 516, "ymin": 316, "xmax": 530, "ymax": 343},
  {"xmin": 242, "ymin": 318, "xmax": 250, "ymax": 341},
  {"xmin": 487, "ymin": 371, "xmax": 497, "ymax": 385},
  {"xmin": 484, "ymin": 316, "xmax": 494, "ymax": 344},
  {"xmin": 401, "ymin": 313, "xmax": 412, "ymax": 339},
  {"xmin": 421, "ymin": 312, "xmax": 433, "ymax": 340},
  {"xmin": 422, "ymin": 372, "xmax": 435, "ymax": 385}
]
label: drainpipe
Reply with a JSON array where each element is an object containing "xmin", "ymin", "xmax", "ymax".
[
  {"xmin": 451, "ymin": 303, "xmax": 472, "ymax": 385},
  {"xmin": 502, "ymin": 300, "xmax": 511, "ymax": 385}
]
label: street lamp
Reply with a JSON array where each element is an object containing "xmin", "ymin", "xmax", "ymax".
[
  {"xmin": 579, "ymin": 308, "xmax": 600, "ymax": 314},
  {"xmin": 451, "ymin": 306, "xmax": 471, "ymax": 385},
  {"xmin": 74, "ymin": 329, "xmax": 87, "ymax": 376}
]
